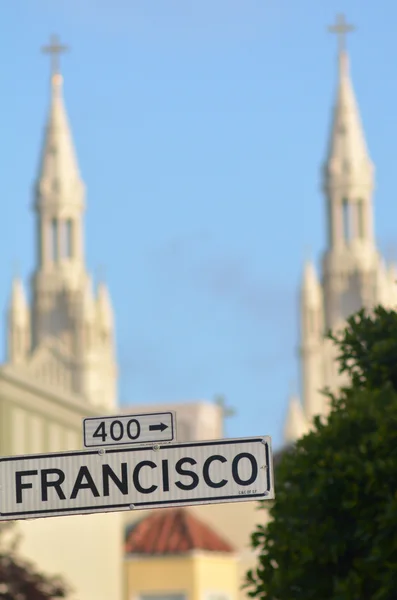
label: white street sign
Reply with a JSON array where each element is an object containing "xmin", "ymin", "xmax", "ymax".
[
  {"xmin": 0, "ymin": 437, "xmax": 274, "ymax": 521},
  {"xmin": 83, "ymin": 411, "xmax": 176, "ymax": 448}
]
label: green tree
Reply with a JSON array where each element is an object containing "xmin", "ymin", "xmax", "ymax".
[
  {"xmin": 245, "ymin": 307, "xmax": 397, "ymax": 600},
  {"xmin": 0, "ymin": 522, "xmax": 70, "ymax": 599}
]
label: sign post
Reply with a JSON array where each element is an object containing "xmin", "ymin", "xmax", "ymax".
[{"xmin": 0, "ymin": 436, "xmax": 274, "ymax": 521}]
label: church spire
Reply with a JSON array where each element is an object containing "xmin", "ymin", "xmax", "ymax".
[
  {"xmin": 5, "ymin": 35, "xmax": 117, "ymax": 410},
  {"xmin": 284, "ymin": 395, "xmax": 308, "ymax": 445},
  {"xmin": 7, "ymin": 278, "xmax": 31, "ymax": 364},
  {"xmin": 323, "ymin": 15, "xmax": 374, "ymax": 250},
  {"xmin": 34, "ymin": 35, "xmax": 85, "ymax": 273}
]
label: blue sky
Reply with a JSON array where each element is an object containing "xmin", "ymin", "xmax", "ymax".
[{"xmin": 1, "ymin": 1, "xmax": 397, "ymax": 450}]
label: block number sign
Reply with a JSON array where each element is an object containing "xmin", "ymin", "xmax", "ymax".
[{"xmin": 83, "ymin": 411, "xmax": 176, "ymax": 448}]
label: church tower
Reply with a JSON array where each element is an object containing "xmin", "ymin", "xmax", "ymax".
[
  {"xmin": 6, "ymin": 36, "xmax": 117, "ymax": 409},
  {"xmin": 322, "ymin": 15, "xmax": 378, "ymax": 327},
  {"xmin": 284, "ymin": 15, "xmax": 397, "ymax": 443}
]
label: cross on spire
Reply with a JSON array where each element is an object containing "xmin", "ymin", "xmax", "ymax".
[
  {"xmin": 214, "ymin": 395, "xmax": 235, "ymax": 435},
  {"xmin": 41, "ymin": 34, "xmax": 69, "ymax": 76},
  {"xmin": 328, "ymin": 14, "xmax": 355, "ymax": 53}
]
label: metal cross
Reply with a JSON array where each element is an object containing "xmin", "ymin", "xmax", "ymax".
[
  {"xmin": 328, "ymin": 14, "xmax": 355, "ymax": 53},
  {"xmin": 41, "ymin": 35, "xmax": 69, "ymax": 75},
  {"xmin": 214, "ymin": 395, "xmax": 236, "ymax": 435}
]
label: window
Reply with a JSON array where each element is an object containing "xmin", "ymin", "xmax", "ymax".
[
  {"xmin": 357, "ymin": 199, "xmax": 364, "ymax": 239},
  {"xmin": 65, "ymin": 219, "xmax": 73, "ymax": 258},
  {"xmin": 51, "ymin": 219, "xmax": 58, "ymax": 261},
  {"xmin": 308, "ymin": 310, "xmax": 316, "ymax": 335},
  {"xmin": 140, "ymin": 594, "xmax": 186, "ymax": 600},
  {"xmin": 342, "ymin": 198, "xmax": 350, "ymax": 241},
  {"xmin": 205, "ymin": 593, "xmax": 231, "ymax": 600}
]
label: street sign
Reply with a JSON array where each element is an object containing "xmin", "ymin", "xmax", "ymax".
[
  {"xmin": 83, "ymin": 411, "xmax": 176, "ymax": 448},
  {"xmin": 0, "ymin": 436, "xmax": 274, "ymax": 521}
]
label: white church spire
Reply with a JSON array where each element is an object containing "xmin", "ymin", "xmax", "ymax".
[
  {"xmin": 9, "ymin": 278, "xmax": 29, "ymax": 322},
  {"xmin": 324, "ymin": 22, "xmax": 372, "ymax": 183},
  {"xmin": 97, "ymin": 282, "xmax": 114, "ymax": 332},
  {"xmin": 34, "ymin": 35, "xmax": 85, "ymax": 277},
  {"xmin": 300, "ymin": 260, "xmax": 324, "ymax": 422},
  {"xmin": 21, "ymin": 36, "xmax": 118, "ymax": 409},
  {"xmin": 301, "ymin": 260, "xmax": 322, "ymax": 308},
  {"xmin": 285, "ymin": 15, "xmax": 387, "ymax": 449},
  {"xmin": 36, "ymin": 37, "xmax": 83, "ymax": 203},
  {"xmin": 284, "ymin": 395, "xmax": 308, "ymax": 445},
  {"xmin": 323, "ymin": 15, "xmax": 375, "ymax": 250},
  {"xmin": 7, "ymin": 278, "xmax": 31, "ymax": 364}
]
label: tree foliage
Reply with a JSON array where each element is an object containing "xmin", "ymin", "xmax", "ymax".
[
  {"xmin": 329, "ymin": 306, "xmax": 397, "ymax": 393},
  {"xmin": 0, "ymin": 522, "xmax": 70, "ymax": 599},
  {"xmin": 245, "ymin": 306, "xmax": 397, "ymax": 600}
]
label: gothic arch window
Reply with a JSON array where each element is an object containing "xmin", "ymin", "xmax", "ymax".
[
  {"xmin": 357, "ymin": 199, "xmax": 364, "ymax": 239},
  {"xmin": 85, "ymin": 324, "xmax": 91, "ymax": 348},
  {"xmin": 308, "ymin": 311, "xmax": 314, "ymax": 334},
  {"xmin": 64, "ymin": 219, "xmax": 74, "ymax": 258},
  {"xmin": 16, "ymin": 327, "xmax": 22, "ymax": 354},
  {"xmin": 342, "ymin": 198, "xmax": 350, "ymax": 242},
  {"xmin": 50, "ymin": 219, "xmax": 58, "ymax": 261},
  {"xmin": 308, "ymin": 310, "xmax": 318, "ymax": 335}
]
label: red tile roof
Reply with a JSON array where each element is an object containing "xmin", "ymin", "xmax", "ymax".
[{"xmin": 125, "ymin": 508, "xmax": 234, "ymax": 555}]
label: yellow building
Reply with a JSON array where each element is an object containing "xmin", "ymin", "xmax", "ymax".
[
  {"xmin": 122, "ymin": 404, "xmax": 267, "ymax": 600},
  {"xmin": 125, "ymin": 508, "xmax": 238, "ymax": 600}
]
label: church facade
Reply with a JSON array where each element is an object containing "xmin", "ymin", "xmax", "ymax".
[
  {"xmin": 0, "ymin": 39, "xmax": 123, "ymax": 600},
  {"xmin": 284, "ymin": 17, "xmax": 397, "ymax": 444}
]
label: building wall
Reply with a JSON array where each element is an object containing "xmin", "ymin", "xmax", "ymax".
[
  {"xmin": 0, "ymin": 368, "xmax": 123, "ymax": 600},
  {"xmin": 18, "ymin": 513, "xmax": 124, "ymax": 600},
  {"xmin": 194, "ymin": 553, "xmax": 238, "ymax": 600},
  {"xmin": 126, "ymin": 555, "xmax": 195, "ymax": 600},
  {"xmin": 125, "ymin": 552, "xmax": 237, "ymax": 600}
]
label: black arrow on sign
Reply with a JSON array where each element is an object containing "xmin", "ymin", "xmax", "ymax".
[{"xmin": 149, "ymin": 422, "xmax": 168, "ymax": 432}]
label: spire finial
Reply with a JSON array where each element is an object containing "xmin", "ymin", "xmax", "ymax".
[
  {"xmin": 41, "ymin": 34, "xmax": 69, "ymax": 79},
  {"xmin": 328, "ymin": 14, "xmax": 355, "ymax": 54},
  {"xmin": 214, "ymin": 394, "xmax": 235, "ymax": 435}
]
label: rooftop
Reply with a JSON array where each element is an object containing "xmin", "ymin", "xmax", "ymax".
[{"xmin": 125, "ymin": 508, "xmax": 235, "ymax": 556}]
